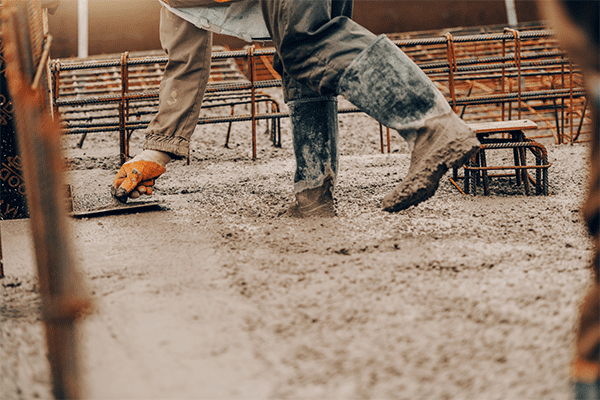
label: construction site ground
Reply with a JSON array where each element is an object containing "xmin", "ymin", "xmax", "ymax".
[{"xmin": 0, "ymin": 91, "xmax": 595, "ymax": 399}]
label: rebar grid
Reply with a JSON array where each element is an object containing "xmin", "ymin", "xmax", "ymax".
[
  {"xmin": 389, "ymin": 22, "xmax": 589, "ymax": 146},
  {"xmin": 53, "ymin": 45, "xmax": 283, "ymax": 162},
  {"xmin": 52, "ymin": 22, "xmax": 590, "ymax": 163}
]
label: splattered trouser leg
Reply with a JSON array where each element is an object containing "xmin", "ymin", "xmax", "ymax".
[
  {"xmin": 143, "ymin": 6, "xmax": 213, "ymax": 158},
  {"xmin": 259, "ymin": 0, "xmax": 375, "ymax": 194},
  {"xmin": 261, "ymin": 0, "xmax": 479, "ymax": 212},
  {"xmin": 283, "ymin": 71, "xmax": 339, "ymax": 196},
  {"xmin": 260, "ymin": 0, "xmax": 375, "ymax": 100}
]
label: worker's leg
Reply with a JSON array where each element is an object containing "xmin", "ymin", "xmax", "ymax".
[
  {"xmin": 112, "ymin": 7, "xmax": 212, "ymax": 200},
  {"xmin": 260, "ymin": 0, "xmax": 373, "ymax": 97},
  {"xmin": 260, "ymin": 0, "xmax": 479, "ymax": 212},
  {"xmin": 283, "ymin": 74, "xmax": 338, "ymax": 217},
  {"xmin": 337, "ymin": 36, "xmax": 479, "ymax": 211},
  {"xmin": 143, "ymin": 6, "xmax": 213, "ymax": 158}
]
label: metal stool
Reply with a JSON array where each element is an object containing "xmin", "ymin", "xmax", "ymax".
[{"xmin": 450, "ymin": 120, "xmax": 551, "ymax": 196}]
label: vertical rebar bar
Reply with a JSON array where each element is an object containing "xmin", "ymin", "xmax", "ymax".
[
  {"xmin": 504, "ymin": 28, "xmax": 522, "ymax": 119},
  {"xmin": 501, "ymin": 35, "xmax": 507, "ymax": 121},
  {"xmin": 574, "ymin": 96, "xmax": 588, "ymax": 142},
  {"xmin": 569, "ymin": 60, "xmax": 574, "ymax": 143},
  {"xmin": 379, "ymin": 123, "xmax": 384, "ymax": 153},
  {"xmin": 248, "ymin": 45, "xmax": 256, "ymax": 160},
  {"xmin": 119, "ymin": 51, "xmax": 129, "ymax": 165},
  {"xmin": 50, "ymin": 60, "xmax": 60, "ymax": 119},
  {"xmin": 0, "ymin": 3, "xmax": 91, "ymax": 398},
  {"xmin": 386, "ymin": 127, "xmax": 391, "ymax": 153},
  {"xmin": 445, "ymin": 33, "xmax": 458, "ymax": 113},
  {"xmin": 561, "ymin": 55, "xmax": 565, "ymax": 143}
]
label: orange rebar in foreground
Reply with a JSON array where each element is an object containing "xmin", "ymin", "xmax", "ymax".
[{"xmin": 0, "ymin": 1, "xmax": 91, "ymax": 399}]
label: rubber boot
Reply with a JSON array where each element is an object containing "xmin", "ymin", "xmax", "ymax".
[
  {"xmin": 338, "ymin": 35, "xmax": 480, "ymax": 212},
  {"xmin": 285, "ymin": 96, "xmax": 339, "ymax": 218}
]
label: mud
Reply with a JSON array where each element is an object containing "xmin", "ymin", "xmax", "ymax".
[{"xmin": 0, "ymin": 90, "xmax": 595, "ymax": 399}]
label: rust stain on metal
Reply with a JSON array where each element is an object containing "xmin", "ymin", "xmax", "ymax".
[
  {"xmin": 0, "ymin": 1, "xmax": 91, "ymax": 398},
  {"xmin": 50, "ymin": 22, "xmax": 590, "ymax": 164}
]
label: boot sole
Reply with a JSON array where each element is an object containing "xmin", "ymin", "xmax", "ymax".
[{"xmin": 382, "ymin": 139, "xmax": 480, "ymax": 212}]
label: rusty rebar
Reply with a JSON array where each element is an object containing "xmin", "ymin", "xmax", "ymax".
[
  {"xmin": 52, "ymin": 22, "xmax": 591, "ymax": 160},
  {"xmin": 0, "ymin": 2, "xmax": 91, "ymax": 399}
]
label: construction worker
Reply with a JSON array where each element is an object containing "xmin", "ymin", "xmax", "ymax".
[
  {"xmin": 538, "ymin": 1, "xmax": 599, "ymax": 398},
  {"xmin": 112, "ymin": 0, "xmax": 480, "ymax": 217}
]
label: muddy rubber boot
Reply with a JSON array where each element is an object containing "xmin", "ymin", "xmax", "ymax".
[
  {"xmin": 338, "ymin": 35, "xmax": 480, "ymax": 212},
  {"xmin": 285, "ymin": 96, "xmax": 339, "ymax": 218}
]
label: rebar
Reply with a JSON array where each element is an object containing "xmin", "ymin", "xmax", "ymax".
[
  {"xmin": 0, "ymin": 2, "xmax": 91, "ymax": 399},
  {"xmin": 52, "ymin": 21, "xmax": 591, "ymax": 161},
  {"xmin": 457, "ymin": 121, "xmax": 551, "ymax": 196},
  {"xmin": 0, "ymin": 227, "xmax": 3, "ymax": 278}
]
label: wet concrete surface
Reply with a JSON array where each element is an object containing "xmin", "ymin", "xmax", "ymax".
[{"xmin": 0, "ymin": 91, "xmax": 593, "ymax": 399}]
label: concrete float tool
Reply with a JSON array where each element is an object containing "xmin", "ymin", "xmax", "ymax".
[
  {"xmin": 68, "ymin": 186, "xmax": 164, "ymax": 218},
  {"xmin": 70, "ymin": 198, "xmax": 163, "ymax": 218}
]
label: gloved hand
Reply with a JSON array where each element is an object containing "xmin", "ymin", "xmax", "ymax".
[{"xmin": 111, "ymin": 150, "xmax": 171, "ymax": 202}]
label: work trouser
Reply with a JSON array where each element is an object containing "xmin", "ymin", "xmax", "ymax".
[
  {"xmin": 143, "ymin": 6, "xmax": 213, "ymax": 157},
  {"xmin": 143, "ymin": 0, "xmax": 378, "ymax": 157},
  {"xmin": 259, "ymin": 0, "xmax": 375, "ymax": 102}
]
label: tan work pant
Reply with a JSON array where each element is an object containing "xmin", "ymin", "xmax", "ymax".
[{"xmin": 143, "ymin": 7, "xmax": 213, "ymax": 158}]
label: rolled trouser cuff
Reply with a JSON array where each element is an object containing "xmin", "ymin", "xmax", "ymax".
[
  {"xmin": 144, "ymin": 133, "xmax": 190, "ymax": 159},
  {"xmin": 289, "ymin": 96, "xmax": 339, "ymax": 194}
]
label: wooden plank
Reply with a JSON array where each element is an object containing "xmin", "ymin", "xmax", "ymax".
[{"xmin": 468, "ymin": 119, "xmax": 538, "ymax": 134}]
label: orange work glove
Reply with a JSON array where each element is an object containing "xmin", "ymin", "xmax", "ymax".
[{"xmin": 111, "ymin": 150, "xmax": 171, "ymax": 201}]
